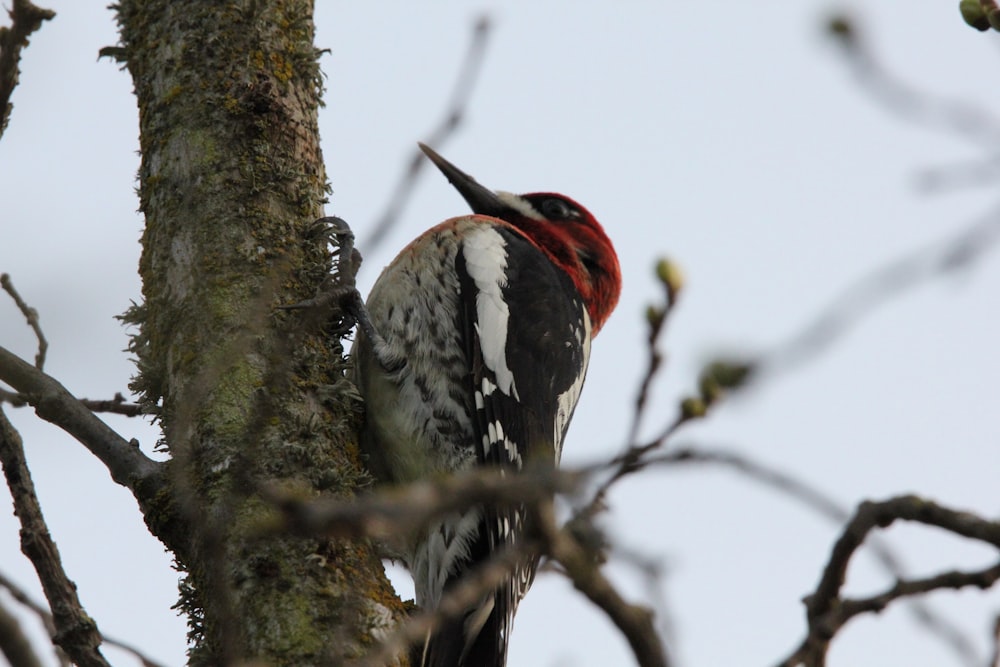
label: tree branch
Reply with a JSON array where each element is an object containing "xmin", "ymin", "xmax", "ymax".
[
  {"xmin": 776, "ymin": 495, "xmax": 1000, "ymax": 666},
  {"xmin": 659, "ymin": 445, "xmax": 983, "ymax": 664},
  {"xmin": 626, "ymin": 259, "xmax": 684, "ymax": 448},
  {"xmin": 0, "ymin": 0, "xmax": 54, "ymax": 140},
  {"xmin": 0, "ymin": 408, "xmax": 110, "ymax": 667},
  {"xmin": 0, "ymin": 345, "xmax": 162, "ymax": 498}
]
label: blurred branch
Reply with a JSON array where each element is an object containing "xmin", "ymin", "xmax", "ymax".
[
  {"xmin": 757, "ymin": 203, "xmax": 1000, "ymax": 379},
  {"xmin": 339, "ymin": 492, "xmax": 672, "ymax": 667},
  {"xmin": 829, "ymin": 10, "xmax": 1000, "ymax": 193},
  {"xmin": 580, "ymin": 412, "xmax": 688, "ymax": 525},
  {"xmin": 266, "ymin": 461, "xmax": 671, "ymax": 667},
  {"xmin": 0, "ymin": 344, "xmax": 163, "ymax": 497},
  {"xmin": 990, "ymin": 614, "xmax": 1000, "ymax": 667},
  {"xmin": 361, "ymin": 14, "xmax": 492, "ymax": 253},
  {"xmin": 660, "ymin": 445, "xmax": 846, "ymax": 518},
  {"xmin": 0, "ymin": 596, "xmax": 43, "ymax": 667},
  {"xmin": 827, "ymin": 12, "xmax": 1000, "ymax": 144},
  {"xmin": 1, "ymin": 274, "xmax": 46, "ymax": 369},
  {"xmin": 0, "ymin": 571, "xmax": 167, "ymax": 667},
  {"xmin": 345, "ymin": 542, "xmax": 534, "ymax": 667},
  {"xmin": 0, "ymin": 0, "xmax": 54, "ymax": 140},
  {"xmin": 536, "ymin": 499, "xmax": 670, "ymax": 667},
  {"xmin": 601, "ymin": 544, "xmax": 677, "ymax": 654},
  {"xmin": 915, "ymin": 155, "xmax": 1000, "ymax": 193},
  {"xmin": 580, "ymin": 358, "xmax": 752, "ymax": 526},
  {"xmin": 774, "ymin": 495, "xmax": 1000, "ymax": 666},
  {"xmin": 0, "ymin": 572, "xmax": 66, "ymax": 667},
  {"xmin": 0, "ymin": 408, "xmax": 110, "ymax": 667},
  {"xmin": 263, "ymin": 463, "xmax": 583, "ymax": 540}
]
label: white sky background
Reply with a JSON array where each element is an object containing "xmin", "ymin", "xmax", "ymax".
[{"xmin": 2, "ymin": 2, "xmax": 1000, "ymax": 666}]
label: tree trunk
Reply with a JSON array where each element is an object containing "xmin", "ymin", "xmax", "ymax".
[{"xmin": 113, "ymin": 1, "xmax": 404, "ymax": 663}]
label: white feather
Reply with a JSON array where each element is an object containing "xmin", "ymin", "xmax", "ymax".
[
  {"xmin": 495, "ymin": 190, "xmax": 544, "ymax": 220},
  {"xmin": 462, "ymin": 227, "xmax": 520, "ymax": 400}
]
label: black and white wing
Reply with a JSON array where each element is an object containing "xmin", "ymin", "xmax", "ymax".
[{"xmin": 418, "ymin": 220, "xmax": 591, "ymax": 667}]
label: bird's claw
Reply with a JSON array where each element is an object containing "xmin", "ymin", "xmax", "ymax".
[{"xmin": 282, "ymin": 217, "xmax": 405, "ymax": 373}]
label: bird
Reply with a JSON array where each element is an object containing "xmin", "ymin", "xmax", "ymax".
[{"xmin": 351, "ymin": 142, "xmax": 621, "ymax": 667}]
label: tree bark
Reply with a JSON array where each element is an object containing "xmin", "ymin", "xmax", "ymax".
[{"xmin": 113, "ymin": 1, "xmax": 404, "ymax": 663}]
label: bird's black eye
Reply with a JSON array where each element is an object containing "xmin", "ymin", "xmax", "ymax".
[{"xmin": 540, "ymin": 198, "xmax": 575, "ymax": 220}]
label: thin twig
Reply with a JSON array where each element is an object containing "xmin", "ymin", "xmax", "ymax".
[
  {"xmin": 0, "ymin": 388, "xmax": 147, "ymax": 416},
  {"xmin": 0, "ymin": 407, "xmax": 110, "ymax": 667},
  {"xmin": 626, "ymin": 259, "xmax": 683, "ymax": 447},
  {"xmin": 1, "ymin": 274, "xmax": 47, "ymax": 369},
  {"xmin": 75, "ymin": 394, "xmax": 146, "ymax": 416},
  {"xmin": 361, "ymin": 15, "xmax": 493, "ymax": 253},
  {"xmin": 0, "ymin": 0, "xmax": 55, "ymax": 140}
]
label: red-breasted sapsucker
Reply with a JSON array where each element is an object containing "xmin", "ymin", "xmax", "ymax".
[{"xmin": 352, "ymin": 144, "xmax": 621, "ymax": 667}]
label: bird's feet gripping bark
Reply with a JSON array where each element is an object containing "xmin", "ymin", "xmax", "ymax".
[{"xmin": 280, "ymin": 216, "xmax": 405, "ymax": 372}]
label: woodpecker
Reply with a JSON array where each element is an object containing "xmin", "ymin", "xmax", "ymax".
[{"xmin": 351, "ymin": 143, "xmax": 621, "ymax": 667}]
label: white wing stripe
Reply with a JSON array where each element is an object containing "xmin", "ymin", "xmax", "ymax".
[{"xmin": 462, "ymin": 227, "xmax": 520, "ymax": 400}]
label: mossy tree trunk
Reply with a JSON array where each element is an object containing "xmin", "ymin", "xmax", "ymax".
[{"xmin": 112, "ymin": 1, "xmax": 405, "ymax": 663}]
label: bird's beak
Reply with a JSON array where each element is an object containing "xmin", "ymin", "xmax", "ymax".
[{"xmin": 418, "ymin": 143, "xmax": 507, "ymax": 217}]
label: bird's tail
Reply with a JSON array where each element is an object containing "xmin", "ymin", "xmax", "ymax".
[{"xmin": 414, "ymin": 592, "xmax": 510, "ymax": 667}]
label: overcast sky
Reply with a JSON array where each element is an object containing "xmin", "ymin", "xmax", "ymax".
[{"xmin": 3, "ymin": 2, "xmax": 1000, "ymax": 666}]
